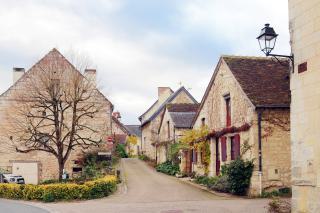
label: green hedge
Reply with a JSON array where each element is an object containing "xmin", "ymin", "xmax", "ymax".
[{"xmin": 0, "ymin": 176, "xmax": 117, "ymax": 202}]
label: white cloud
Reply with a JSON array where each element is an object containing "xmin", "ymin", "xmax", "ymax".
[{"xmin": 0, "ymin": 0, "xmax": 290, "ymax": 124}]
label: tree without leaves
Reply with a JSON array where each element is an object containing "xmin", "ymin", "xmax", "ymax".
[{"xmin": 5, "ymin": 54, "xmax": 107, "ymax": 180}]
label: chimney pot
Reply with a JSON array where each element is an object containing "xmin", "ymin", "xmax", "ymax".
[{"xmin": 13, "ymin": 67, "xmax": 25, "ymax": 84}]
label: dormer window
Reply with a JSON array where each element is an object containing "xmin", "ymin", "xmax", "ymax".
[{"xmin": 224, "ymin": 94, "xmax": 231, "ymax": 127}]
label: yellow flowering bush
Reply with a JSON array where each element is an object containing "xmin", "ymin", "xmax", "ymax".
[{"xmin": 0, "ymin": 175, "xmax": 117, "ymax": 202}]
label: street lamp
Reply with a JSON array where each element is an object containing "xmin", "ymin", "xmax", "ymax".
[{"xmin": 257, "ymin": 23, "xmax": 294, "ymax": 70}]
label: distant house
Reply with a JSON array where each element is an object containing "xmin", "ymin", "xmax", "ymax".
[
  {"xmin": 0, "ymin": 49, "xmax": 116, "ymax": 184},
  {"xmin": 111, "ymin": 112, "xmax": 130, "ymax": 145},
  {"xmin": 139, "ymin": 87, "xmax": 198, "ymax": 160},
  {"xmin": 125, "ymin": 125, "xmax": 142, "ymax": 156},
  {"xmin": 156, "ymin": 103, "xmax": 199, "ymax": 166},
  {"xmin": 192, "ymin": 56, "xmax": 291, "ymax": 195}
]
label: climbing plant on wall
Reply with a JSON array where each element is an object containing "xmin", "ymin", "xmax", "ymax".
[{"xmin": 179, "ymin": 126, "xmax": 211, "ymax": 175}]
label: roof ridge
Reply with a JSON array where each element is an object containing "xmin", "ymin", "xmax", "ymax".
[{"xmin": 221, "ymin": 55, "xmax": 289, "ymax": 61}]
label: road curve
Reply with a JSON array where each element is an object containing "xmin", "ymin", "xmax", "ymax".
[{"xmin": 40, "ymin": 158, "xmax": 269, "ymax": 213}]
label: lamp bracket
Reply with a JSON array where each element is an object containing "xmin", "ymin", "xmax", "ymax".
[{"xmin": 266, "ymin": 53, "xmax": 294, "ymax": 73}]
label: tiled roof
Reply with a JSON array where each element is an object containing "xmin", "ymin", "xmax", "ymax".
[
  {"xmin": 223, "ymin": 56, "xmax": 290, "ymax": 106},
  {"xmin": 170, "ymin": 112, "xmax": 197, "ymax": 128},
  {"xmin": 124, "ymin": 125, "xmax": 141, "ymax": 137},
  {"xmin": 191, "ymin": 55, "xmax": 290, "ymax": 127},
  {"xmin": 140, "ymin": 86, "xmax": 198, "ymax": 127},
  {"xmin": 167, "ymin": 103, "xmax": 199, "ymax": 112}
]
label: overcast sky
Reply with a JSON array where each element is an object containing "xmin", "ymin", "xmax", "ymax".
[{"xmin": 0, "ymin": 0, "xmax": 290, "ymax": 124}]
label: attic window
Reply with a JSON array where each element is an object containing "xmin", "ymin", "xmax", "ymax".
[{"xmin": 224, "ymin": 95, "xmax": 231, "ymax": 127}]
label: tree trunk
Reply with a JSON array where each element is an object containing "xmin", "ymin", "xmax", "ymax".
[{"xmin": 58, "ymin": 158, "xmax": 65, "ymax": 181}]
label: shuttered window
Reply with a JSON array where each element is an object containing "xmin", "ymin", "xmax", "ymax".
[{"xmin": 221, "ymin": 137, "xmax": 227, "ymax": 162}]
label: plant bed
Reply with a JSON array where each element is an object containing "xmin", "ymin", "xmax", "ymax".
[{"xmin": 0, "ymin": 175, "xmax": 117, "ymax": 202}]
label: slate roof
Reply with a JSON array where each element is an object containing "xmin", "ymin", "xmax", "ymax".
[
  {"xmin": 170, "ymin": 112, "xmax": 197, "ymax": 128},
  {"xmin": 223, "ymin": 56, "xmax": 290, "ymax": 107},
  {"xmin": 140, "ymin": 86, "xmax": 198, "ymax": 127},
  {"xmin": 167, "ymin": 103, "xmax": 199, "ymax": 112},
  {"xmin": 125, "ymin": 125, "xmax": 142, "ymax": 137}
]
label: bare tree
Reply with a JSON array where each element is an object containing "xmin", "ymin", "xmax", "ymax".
[{"xmin": 5, "ymin": 53, "xmax": 106, "ymax": 180}]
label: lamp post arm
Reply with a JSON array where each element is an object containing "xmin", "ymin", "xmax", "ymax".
[{"xmin": 266, "ymin": 53, "xmax": 294, "ymax": 73}]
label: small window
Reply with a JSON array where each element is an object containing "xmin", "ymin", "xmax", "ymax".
[
  {"xmin": 224, "ymin": 95, "xmax": 231, "ymax": 127},
  {"xmin": 201, "ymin": 118, "xmax": 205, "ymax": 126}
]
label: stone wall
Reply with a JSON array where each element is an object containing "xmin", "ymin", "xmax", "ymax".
[{"xmin": 289, "ymin": 0, "xmax": 320, "ymax": 212}]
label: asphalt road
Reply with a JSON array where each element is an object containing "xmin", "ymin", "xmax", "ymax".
[
  {"xmin": 40, "ymin": 158, "xmax": 269, "ymax": 213},
  {"xmin": 0, "ymin": 199, "xmax": 49, "ymax": 213}
]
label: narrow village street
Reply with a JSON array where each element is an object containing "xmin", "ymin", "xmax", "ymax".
[{"xmin": 23, "ymin": 158, "xmax": 269, "ymax": 213}]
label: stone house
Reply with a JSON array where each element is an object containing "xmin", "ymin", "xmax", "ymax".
[
  {"xmin": 139, "ymin": 87, "xmax": 198, "ymax": 160},
  {"xmin": 111, "ymin": 112, "xmax": 130, "ymax": 145},
  {"xmin": 0, "ymin": 49, "xmax": 116, "ymax": 184},
  {"xmin": 124, "ymin": 125, "xmax": 142, "ymax": 156},
  {"xmin": 289, "ymin": 0, "xmax": 320, "ymax": 211},
  {"xmin": 192, "ymin": 56, "xmax": 291, "ymax": 195},
  {"xmin": 156, "ymin": 103, "xmax": 198, "ymax": 165}
]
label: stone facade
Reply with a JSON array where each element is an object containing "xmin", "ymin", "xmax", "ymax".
[
  {"xmin": 289, "ymin": 0, "xmax": 320, "ymax": 212},
  {"xmin": 139, "ymin": 87, "xmax": 198, "ymax": 160},
  {"xmin": 0, "ymin": 49, "xmax": 114, "ymax": 183},
  {"xmin": 192, "ymin": 57, "xmax": 291, "ymax": 195}
]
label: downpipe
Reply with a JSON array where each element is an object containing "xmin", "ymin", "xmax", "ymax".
[{"xmin": 258, "ymin": 110, "xmax": 263, "ymax": 196}]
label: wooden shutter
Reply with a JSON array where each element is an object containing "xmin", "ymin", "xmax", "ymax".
[
  {"xmin": 234, "ymin": 134, "xmax": 240, "ymax": 158},
  {"xmin": 192, "ymin": 149, "xmax": 197, "ymax": 163},
  {"xmin": 221, "ymin": 137, "xmax": 227, "ymax": 162}
]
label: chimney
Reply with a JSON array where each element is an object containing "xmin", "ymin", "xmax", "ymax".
[
  {"xmin": 158, "ymin": 87, "xmax": 173, "ymax": 102},
  {"xmin": 13, "ymin": 67, "xmax": 25, "ymax": 84},
  {"xmin": 84, "ymin": 69, "xmax": 96, "ymax": 87},
  {"xmin": 112, "ymin": 111, "xmax": 121, "ymax": 120}
]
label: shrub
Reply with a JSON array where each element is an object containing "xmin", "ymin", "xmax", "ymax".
[
  {"xmin": 156, "ymin": 161, "xmax": 180, "ymax": 176},
  {"xmin": 261, "ymin": 187, "xmax": 292, "ymax": 198},
  {"xmin": 138, "ymin": 154, "xmax": 150, "ymax": 161},
  {"xmin": 115, "ymin": 144, "xmax": 128, "ymax": 158},
  {"xmin": 194, "ymin": 175, "xmax": 218, "ymax": 188},
  {"xmin": 210, "ymin": 175, "xmax": 230, "ymax": 193},
  {"xmin": 224, "ymin": 158, "xmax": 254, "ymax": 195},
  {"xmin": 0, "ymin": 175, "xmax": 117, "ymax": 202}
]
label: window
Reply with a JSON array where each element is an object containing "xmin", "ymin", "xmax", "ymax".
[
  {"xmin": 201, "ymin": 118, "xmax": 205, "ymax": 126},
  {"xmin": 225, "ymin": 95, "xmax": 231, "ymax": 126},
  {"xmin": 230, "ymin": 136, "xmax": 235, "ymax": 160},
  {"xmin": 72, "ymin": 167, "xmax": 82, "ymax": 173},
  {"xmin": 167, "ymin": 121, "xmax": 170, "ymax": 139}
]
